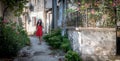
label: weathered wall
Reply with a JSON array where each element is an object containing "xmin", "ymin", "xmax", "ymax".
[
  {"xmin": 67, "ymin": 28, "xmax": 116, "ymax": 61},
  {"xmin": 31, "ymin": 0, "xmax": 44, "ymax": 11},
  {"xmin": 58, "ymin": 0, "xmax": 63, "ymax": 27},
  {"xmin": 26, "ymin": 11, "xmax": 44, "ymax": 35},
  {"xmin": 46, "ymin": 11, "xmax": 52, "ymax": 33},
  {"xmin": 0, "ymin": 1, "xmax": 18, "ymax": 22},
  {"xmin": 0, "ymin": 1, "xmax": 3, "ymax": 17},
  {"xmin": 5, "ymin": 11, "xmax": 18, "ymax": 22},
  {"xmin": 21, "ymin": 0, "xmax": 45, "ymax": 35},
  {"xmin": 45, "ymin": 0, "xmax": 52, "ymax": 9}
]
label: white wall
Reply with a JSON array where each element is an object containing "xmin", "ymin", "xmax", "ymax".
[
  {"xmin": 21, "ymin": 0, "xmax": 45, "ymax": 35},
  {"xmin": 46, "ymin": 11, "xmax": 52, "ymax": 33},
  {"xmin": 27, "ymin": 11, "xmax": 44, "ymax": 35},
  {"xmin": 45, "ymin": 0, "xmax": 52, "ymax": 9}
]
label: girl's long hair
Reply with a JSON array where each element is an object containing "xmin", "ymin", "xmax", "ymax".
[{"xmin": 37, "ymin": 19, "xmax": 42, "ymax": 26}]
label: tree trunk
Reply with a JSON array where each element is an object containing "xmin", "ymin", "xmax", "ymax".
[{"xmin": 2, "ymin": 6, "xmax": 9, "ymax": 20}]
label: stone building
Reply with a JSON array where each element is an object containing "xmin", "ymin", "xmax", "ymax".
[
  {"xmin": 21, "ymin": 0, "xmax": 45, "ymax": 35},
  {"xmin": 44, "ymin": 0, "xmax": 67, "ymax": 34},
  {"xmin": 44, "ymin": 0, "xmax": 52, "ymax": 33},
  {"xmin": 21, "ymin": 0, "xmax": 59, "ymax": 35}
]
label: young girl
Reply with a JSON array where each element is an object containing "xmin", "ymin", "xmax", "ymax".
[{"xmin": 36, "ymin": 19, "xmax": 43, "ymax": 44}]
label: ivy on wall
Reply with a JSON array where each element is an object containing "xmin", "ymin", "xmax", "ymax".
[
  {"xmin": 0, "ymin": 0, "xmax": 28, "ymax": 19},
  {"xmin": 66, "ymin": 0, "xmax": 120, "ymax": 27}
]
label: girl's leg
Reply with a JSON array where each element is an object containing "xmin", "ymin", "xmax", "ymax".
[{"xmin": 39, "ymin": 36, "xmax": 42, "ymax": 44}]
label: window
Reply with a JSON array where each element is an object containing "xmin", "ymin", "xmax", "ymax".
[{"xmin": 32, "ymin": 17, "xmax": 36, "ymax": 26}]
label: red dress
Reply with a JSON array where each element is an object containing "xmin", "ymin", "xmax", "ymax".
[{"xmin": 36, "ymin": 26, "xmax": 43, "ymax": 37}]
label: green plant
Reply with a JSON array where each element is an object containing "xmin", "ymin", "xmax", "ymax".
[
  {"xmin": 1, "ymin": 0, "xmax": 28, "ymax": 19},
  {"xmin": 48, "ymin": 35, "xmax": 62, "ymax": 49},
  {"xmin": 61, "ymin": 37, "xmax": 72, "ymax": 52},
  {"xmin": 0, "ymin": 20, "xmax": 30, "ymax": 58},
  {"xmin": 43, "ymin": 29, "xmax": 61, "ymax": 43},
  {"xmin": 65, "ymin": 50, "xmax": 82, "ymax": 61},
  {"xmin": 43, "ymin": 29, "xmax": 82, "ymax": 61},
  {"xmin": 51, "ymin": 29, "xmax": 61, "ymax": 36},
  {"xmin": 43, "ymin": 29, "xmax": 72, "ymax": 51},
  {"xmin": 43, "ymin": 34, "xmax": 53, "ymax": 41},
  {"xmin": 65, "ymin": 8, "xmax": 76, "ymax": 15}
]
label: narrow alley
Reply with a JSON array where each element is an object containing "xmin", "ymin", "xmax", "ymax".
[
  {"xmin": 1, "ymin": 0, "xmax": 120, "ymax": 61},
  {"xmin": 14, "ymin": 36, "xmax": 64, "ymax": 61}
]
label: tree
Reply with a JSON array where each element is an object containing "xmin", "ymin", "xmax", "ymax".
[
  {"xmin": 67, "ymin": 0, "xmax": 120, "ymax": 27},
  {"xmin": 1, "ymin": 0, "xmax": 28, "ymax": 20}
]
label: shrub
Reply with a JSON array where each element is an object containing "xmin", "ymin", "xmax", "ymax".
[
  {"xmin": 65, "ymin": 50, "xmax": 82, "ymax": 61},
  {"xmin": 43, "ymin": 34, "xmax": 52, "ymax": 41},
  {"xmin": 43, "ymin": 29, "xmax": 61, "ymax": 41},
  {"xmin": 51, "ymin": 29, "xmax": 61, "ymax": 35},
  {"xmin": 61, "ymin": 37, "xmax": 71, "ymax": 52},
  {"xmin": 0, "ymin": 19, "xmax": 30, "ymax": 58},
  {"xmin": 48, "ymin": 35, "xmax": 62, "ymax": 49},
  {"xmin": 43, "ymin": 29, "xmax": 62, "ymax": 47},
  {"xmin": 43, "ymin": 29, "xmax": 72, "ymax": 51},
  {"xmin": 43, "ymin": 28, "xmax": 82, "ymax": 61}
]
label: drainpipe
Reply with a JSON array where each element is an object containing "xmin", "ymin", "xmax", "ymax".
[
  {"xmin": 54, "ymin": 0, "xmax": 57, "ymax": 29},
  {"xmin": 52, "ymin": 0, "xmax": 57, "ymax": 29},
  {"xmin": 52, "ymin": 0, "xmax": 54, "ymax": 29}
]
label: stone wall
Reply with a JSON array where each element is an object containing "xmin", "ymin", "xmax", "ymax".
[
  {"xmin": 0, "ymin": 1, "xmax": 3, "ymax": 17},
  {"xmin": 0, "ymin": 1, "xmax": 18, "ymax": 22},
  {"xmin": 67, "ymin": 27, "xmax": 116, "ymax": 61},
  {"xmin": 5, "ymin": 11, "xmax": 18, "ymax": 22},
  {"xmin": 31, "ymin": 0, "xmax": 44, "ymax": 11},
  {"xmin": 0, "ymin": 1, "xmax": 2, "ymax": 17}
]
